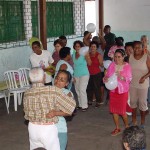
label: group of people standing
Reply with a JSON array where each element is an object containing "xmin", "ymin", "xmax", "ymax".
[
  {"xmin": 102, "ymin": 25, "xmax": 150, "ymax": 137},
  {"xmin": 23, "ymin": 25, "xmax": 150, "ymax": 150}
]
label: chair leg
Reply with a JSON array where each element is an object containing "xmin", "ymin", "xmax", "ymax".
[
  {"xmin": 20, "ymin": 93, "xmax": 23, "ymax": 101},
  {"xmin": 14, "ymin": 93, "xmax": 17, "ymax": 111},
  {"xmin": 4, "ymin": 96, "xmax": 9, "ymax": 114},
  {"xmin": 18, "ymin": 93, "xmax": 21, "ymax": 105},
  {"xmin": 8, "ymin": 93, "xmax": 10, "ymax": 109}
]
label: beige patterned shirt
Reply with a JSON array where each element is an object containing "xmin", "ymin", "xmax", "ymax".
[{"xmin": 23, "ymin": 83, "xmax": 76, "ymax": 123}]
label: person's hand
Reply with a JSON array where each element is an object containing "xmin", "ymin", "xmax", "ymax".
[
  {"xmin": 44, "ymin": 67, "xmax": 55, "ymax": 73},
  {"xmin": 41, "ymin": 65, "xmax": 45, "ymax": 70},
  {"xmin": 46, "ymin": 110, "xmax": 56, "ymax": 118},
  {"xmin": 48, "ymin": 68, "xmax": 55, "ymax": 73},
  {"xmin": 115, "ymin": 71, "xmax": 121, "ymax": 77},
  {"xmin": 103, "ymin": 76, "xmax": 108, "ymax": 83},
  {"xmin": 116, "ymin": 71, "xmax": 125, "ymax": 81},
  {"xmin": 67, "ymin": 92, "xmax": 72, "ymax": 97},
  {"xmin": 98, "ymin": 29, "xmax": 102, "ymax": 36},
  {"xmin": 139, "ymin": 76, "xmax": 146, "ymax": 84},
  {"xmin": 109, "ymin": 53, "xmax": 114, "ymax": 59}
]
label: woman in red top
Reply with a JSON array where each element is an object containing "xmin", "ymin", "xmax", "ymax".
[{"xmin": 87, "ymin": 41, "xmax": 103, "ymax": 107}]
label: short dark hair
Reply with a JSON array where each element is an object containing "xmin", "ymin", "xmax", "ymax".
[
  {"xmin": 84, "ymin": 31, "xmax": 90, "ymax": 37},
  {"xmin": 104, "ymin": 25, "xmax": 111, "ymax": 29},
  {"xmin": 125, "ymin": 42, "xmax": 133, "ymax": 49},
  {"xmin": 57, "ymin": 70, "xmax": 72, "ymax": 85},
  {"xmin": 133, "ymin": 41, "xmax": 142, "ymax": 48},
  {"xmin": 32, "ymin": 41, "xmax": 41, "ymax": 48},
  {"xmin": 73, "ymin": 40, "xmax": 84, "ymax": 49},
  {"xmin": 115, "ymin": 49, "xmax": 126, "ymax": 57},
  {"xmin": 115, "ymin": 37, "xmax": 124, "ymax": 43},
  {"xmin": 89, "ymin": 41, "xmax": 99, "ymax": 49},
  {"xmin": 53, "ymin": 39, "xmax": 64, "ymax": 47},
  {"xmin": 59, "ymin": 35, "xmax": 67, "ymax": 40},
  {"xmin": 59, "ymin": 47, "xmax": 70, "ymax": 59},
  {"xmin": 122, "ymin": 126, "xmax": 146, "ymax": 150}
]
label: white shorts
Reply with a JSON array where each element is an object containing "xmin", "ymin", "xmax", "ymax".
[{"xmin": 28, "ymin": 122, "xmax": 60, "ymax": 150}]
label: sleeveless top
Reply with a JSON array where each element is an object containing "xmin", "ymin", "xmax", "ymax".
[
  {"xmin": 88, "ymin": 52, "xmax": 101, "ymax": 75},
  {"xmin": 129, "ymin": 54, "xmax": 149, "ymax": 89},
  {"xmin": 73, "ymin": 50, "xmax": 89, "ymax": 77}
]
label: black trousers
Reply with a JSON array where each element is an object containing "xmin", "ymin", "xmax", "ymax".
[{"xmin": 87, "ymin": 72, "xmax": 102, "ymax": 103}]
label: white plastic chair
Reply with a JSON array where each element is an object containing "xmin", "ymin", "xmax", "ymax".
[
  {"xmin": 18, "ymin": 68, "xmax": 31, "ymax": 89},
  {"xmin": 4, "ymin": 70, "xmax": 26, "ymax": 111},
  {"xmin": 0, "ymin": 91, "xmax": 9, "ymax": 114}
]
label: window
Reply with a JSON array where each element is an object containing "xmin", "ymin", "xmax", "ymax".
[
  {"xmin": 46, "ymin": 2, "xmax": 74, "ymax": 37},
  {"xmin": 31, "ymin": 1, "xmax": 38, "ymax": 37},
  {"xmin": 31, "ymin": 1, "xmax": 74, "ymax": 38},
  {"xmin": 0, "ymin": 1, "xmax": 25, "ymax": 43}
]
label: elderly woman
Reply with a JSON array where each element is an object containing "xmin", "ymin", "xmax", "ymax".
[
  {"xmin": 103, "ymin": 49, "xmax": 132, "ymax": 136},
  {"xmin": 54, "ymin": 47, "xmax": 73, "ymax": 90},
  {"xmin": 129, "ymin": 41, "xmax": 150, "ymax": 128},
  {"xmin": 141, "ymin": 35, "xmax": 150, "ymax": 55}
]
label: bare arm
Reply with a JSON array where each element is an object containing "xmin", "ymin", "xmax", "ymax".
[
  {"xmin": 83, "ymin": 33, "xmax": 91, "ymax": 46},
  {"xmin": 85, "ymin": 52, "xmax": 92, "ymax": 66},
  {"xmin": 139, "ymin": 56, "xmax": 150, "ymax": 83},
  {"xmin": 98, "ymin": 53, "xmax": 103, "ymax": 67},
  {"xmin": 46, "ymin": 110, "xmax": 71, "ymax": 118},
  {"xmin": 98, "ymin": 33, "xmax": 106, "ymax": 50}
]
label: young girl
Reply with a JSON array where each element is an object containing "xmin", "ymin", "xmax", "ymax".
[
  {"xmin": 47, "ymin": 70, "xmax": 73, "ymax": 150},
  {"xmin": 52, "ymin": 39, "xmax": 64, "ymax": 67}
]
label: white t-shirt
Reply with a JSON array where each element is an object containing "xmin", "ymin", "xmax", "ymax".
[{"xmin": 30, "ymin": 50, "xmax": 54, "ymax": 83}]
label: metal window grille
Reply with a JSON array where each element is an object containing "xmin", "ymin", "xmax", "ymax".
[
  {"xmin": 31, "ymin": 1, "xmax": 38, "ymax": 37},
  {"xmin": 0, "ymin": 1, "xmax": 25, "ymax": 44},
  {"xmin": 31, "ymin": 1, "xmax": 74, "ymax": 38}
]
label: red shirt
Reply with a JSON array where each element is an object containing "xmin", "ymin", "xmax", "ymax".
[{"xmin": 88, "ymin": 52, "xmax": 101, "ymax": 75}]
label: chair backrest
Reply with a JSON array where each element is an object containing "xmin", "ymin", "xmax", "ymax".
[
  {"xmin": 4, "ymin": 70, "xmax": 21, "ymax": 90},
  {"xmin": 18, "ymin": 68, "xmax": 30, "ymax": 88}
]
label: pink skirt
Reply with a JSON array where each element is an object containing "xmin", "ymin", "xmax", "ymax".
[{"xmin": 109, "ymin": 90, "xmax": 128, "ymax": 115}]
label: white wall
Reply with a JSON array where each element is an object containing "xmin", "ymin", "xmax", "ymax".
[
  {"xmin": 103, "ymin": 0, "xmax": 150, "ymax": 42},
  {"xmin": 85, "ymin": 1, "xmax": 97, "ymax": 35},
  {"xmin": 104, "ymin": 0, "xmax": 150, "ymax": 31}
]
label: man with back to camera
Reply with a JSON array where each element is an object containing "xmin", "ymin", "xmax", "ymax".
[
  {"xmin": 23, "ymin": 67, "xmax": 76, "ymax": 150},
  {"xmin": 122, "ymin": 126, "xmax": 146, "ymax": 150}
]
